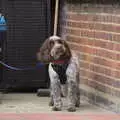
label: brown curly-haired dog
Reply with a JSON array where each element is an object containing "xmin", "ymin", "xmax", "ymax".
[{"xmin": 37, "ymin": 36, "xmax": 80, "ymax": 112}]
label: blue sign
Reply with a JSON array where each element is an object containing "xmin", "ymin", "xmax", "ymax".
[{"xmin": 0, "ymin": 14, "xmax": 7, "ymax": 31}]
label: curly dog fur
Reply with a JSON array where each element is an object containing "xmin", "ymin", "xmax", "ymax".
[{"xmin": 37, "ymin": 36, "xmax": 80, "ymax": 112}]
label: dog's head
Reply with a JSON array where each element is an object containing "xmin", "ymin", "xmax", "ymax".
[{"xmin": 37, "ymin": 36, "xmax": 71, "ymax": 63}]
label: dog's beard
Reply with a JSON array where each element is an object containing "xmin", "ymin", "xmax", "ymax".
[
  {"xmin": 51, "ymin": 51, "xmax": 64, "ymax": 60},
  {"xmin": 51, "ymin": 49, "xmax": 66, "ymax": 60}
]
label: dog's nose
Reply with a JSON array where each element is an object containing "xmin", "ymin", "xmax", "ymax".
[
  {"xmin": 57, "ymin": 47, "xmax": 61, "ymax": 50},
  {"xmin": 57, "ymin": 47, "xmax": 63, "ymax": 52}
]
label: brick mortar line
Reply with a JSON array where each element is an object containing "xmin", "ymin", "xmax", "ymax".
[
  {"xmin": 67, "ymin": 3, "xmax": 120, "ymax": 7},
  {"xmin": 80, "ymin": 88, "xmax": 115, "ymax": 107},
  {"xmin": 79, "ymin": 64, "xmax": 120, "ymax": 80},
  {"xmin": 79, "ymin": 73, "xmax": 120, "ymax": 92},
  {"xmin": 68, "ymin": 41, "xmax": 120, "ymax": 57},
  {"xmin": 61, "ymin": 26, "xmax": 120, "ymax": 44},
  {"xmin": 67, "ymin": 37, "xmax": 120, "ymax": 53},
  {"xmin": 65, "ymin": 26, "xmax": 120, "ymax": 35},
  {"xmin": 70, "ymin": 50, "xmax": 120, "ymax": 71},
  {"xmin": 67, "ymin": 12, "xmax": 120, "ymax": 17},
  {"xmin": 80, "ymin": 75, "xmax": 117, "ymax": 93},
  {"xmin": 64, "ymin": 19, "xmax": 120, "ymax": 27},
  {"xmin": 67, "ymin": 4, "xmax": 120, "ymax": 9},
  {"xmin": 79, "ymin": 58, "xmax": 120, "ymax": 72},
  {"xmin": 80, "ymin": 89, "xmax": 120, "ymax": 113},
  {"xmin": 79, "ymin": 59, "xmax": 120, "ymax": 78},
  {"xmin": 80, "ymin": 84, "xmax": 120, "ymax": 102},
  {"xmin": 77, "ymin": 51, "xmax": 120, "ymax": 66},
  {"xmin": 64, "ymin": 15, "xmax": 120, "ymax": 25},
  {"xmin": 65, "ymin": 34, "xmax": 120, "ymax": 45},
  {"xmin": 79, "ymin": 67, "xmax": 120, "ymax": 86}
]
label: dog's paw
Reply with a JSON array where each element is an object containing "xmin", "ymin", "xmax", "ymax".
[
  {"xmin": 52, "ymin": 106, "xmax": 61, "ymax": 111},
  {"xmin": 67, "ymin": 107, "xmax": 76, "ymax": 112},
  {"xmin": 75, "ymin": 102, "xmax": 80, "ymax": 107},
  {"xmin": 49, "ymin": 101, "xmax": 54, "ymax": 106}
]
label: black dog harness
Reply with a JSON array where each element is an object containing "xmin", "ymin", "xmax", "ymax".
[{"xmin": 51, "ymin": 61, "xmax": 69, "ymax": 84}]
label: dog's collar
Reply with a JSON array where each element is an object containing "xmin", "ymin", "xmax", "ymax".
[{"xmin": 51, "ymin": 59, "xmax": 70, "ymax": 65}]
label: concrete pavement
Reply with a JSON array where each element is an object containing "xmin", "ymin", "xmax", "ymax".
[
  {"xmin": 0, "ymin": 93, "xmax": 120, "ymax": 120},
  {"xmin": 0, "ymin": 93, "xmax": 113, "ymax": 114}
]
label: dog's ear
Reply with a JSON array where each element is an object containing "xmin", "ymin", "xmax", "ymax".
[
  {"xmin": 37, "ymin": 38, "xmax": 53, "ymax": 63},
  {"xmin": 62, "ymin": 40, "xmax": 71, "ymax": 60}
]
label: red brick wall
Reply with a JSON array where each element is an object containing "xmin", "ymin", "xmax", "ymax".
[{"xmin": 60, "ymin": 1, "xmax": 120, "ymax": 112}]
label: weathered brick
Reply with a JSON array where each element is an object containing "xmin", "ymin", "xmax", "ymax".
[
  {"xmin": 87, "ymin": 79, "xmax": 120, "ymax": 97},
  {"xmin": 114, "ymin": 44, "xmax": 120, "ymax": 51},
  {"xmin": 67, "ymin": 35, "xmax": 120, "ymax": 52},
  {"xmin": 60, "ymin": 1, "xmax": 120, "ymax": 111},
  {"xmin": 69, "ymin": 42, "xmax": 118, "ymax": 61},
  {"xmin": 80, "ymin": 61, "xmax": 90, "ymax": 69},
  {"xmin": 65, "ymin": 27, "xmax": 120, "ymax": 43},
  {"xmin": 80, "ymin": 68, "xmax": 120, "ymax": 89},
  {"xmin": 66, "ymin": 13, "xmax": 120, "ymax": 24},
  {"xmin": 79, "ymin": 53, "xmax": 120, "ymax": 71},
  {"xmin": 67, "ymin": 36, "xmax": 94, "ymax": 45},
  {"xmin": 66, "ymin": 20, "xmax": 120, "ymax": 33},
  {"xmin": 116, "ymin": 53, "xmax": 120, "ymax": 61},
  {"xmin": 113, "ymin": 70, "xmax": 120, "ymax": 79}
]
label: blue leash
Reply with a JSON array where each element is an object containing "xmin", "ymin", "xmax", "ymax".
[{"xmin": 0, "ymin": 61, "xmax": 44, "ymax": 71}]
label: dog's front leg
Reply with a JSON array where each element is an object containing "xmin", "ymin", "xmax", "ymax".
[
  {"xmin": 67, "ymin": 79, "xmax": 77, "ymax": 112},
  {"xmin": 49, "ymin": 64, "xmax": 62, "ymax": 111},
  {"xmin": 66, "ymin": 63, "xmax": 78, "ymax": 112}
]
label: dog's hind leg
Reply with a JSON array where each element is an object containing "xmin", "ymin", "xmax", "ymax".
[
  {"xmin": 75, "ymin": 86, "xmax": 80, "ymax": 107},
  {"xmin": 49, "ymin": 90, "xmax": 54, "ymax": 106}
]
